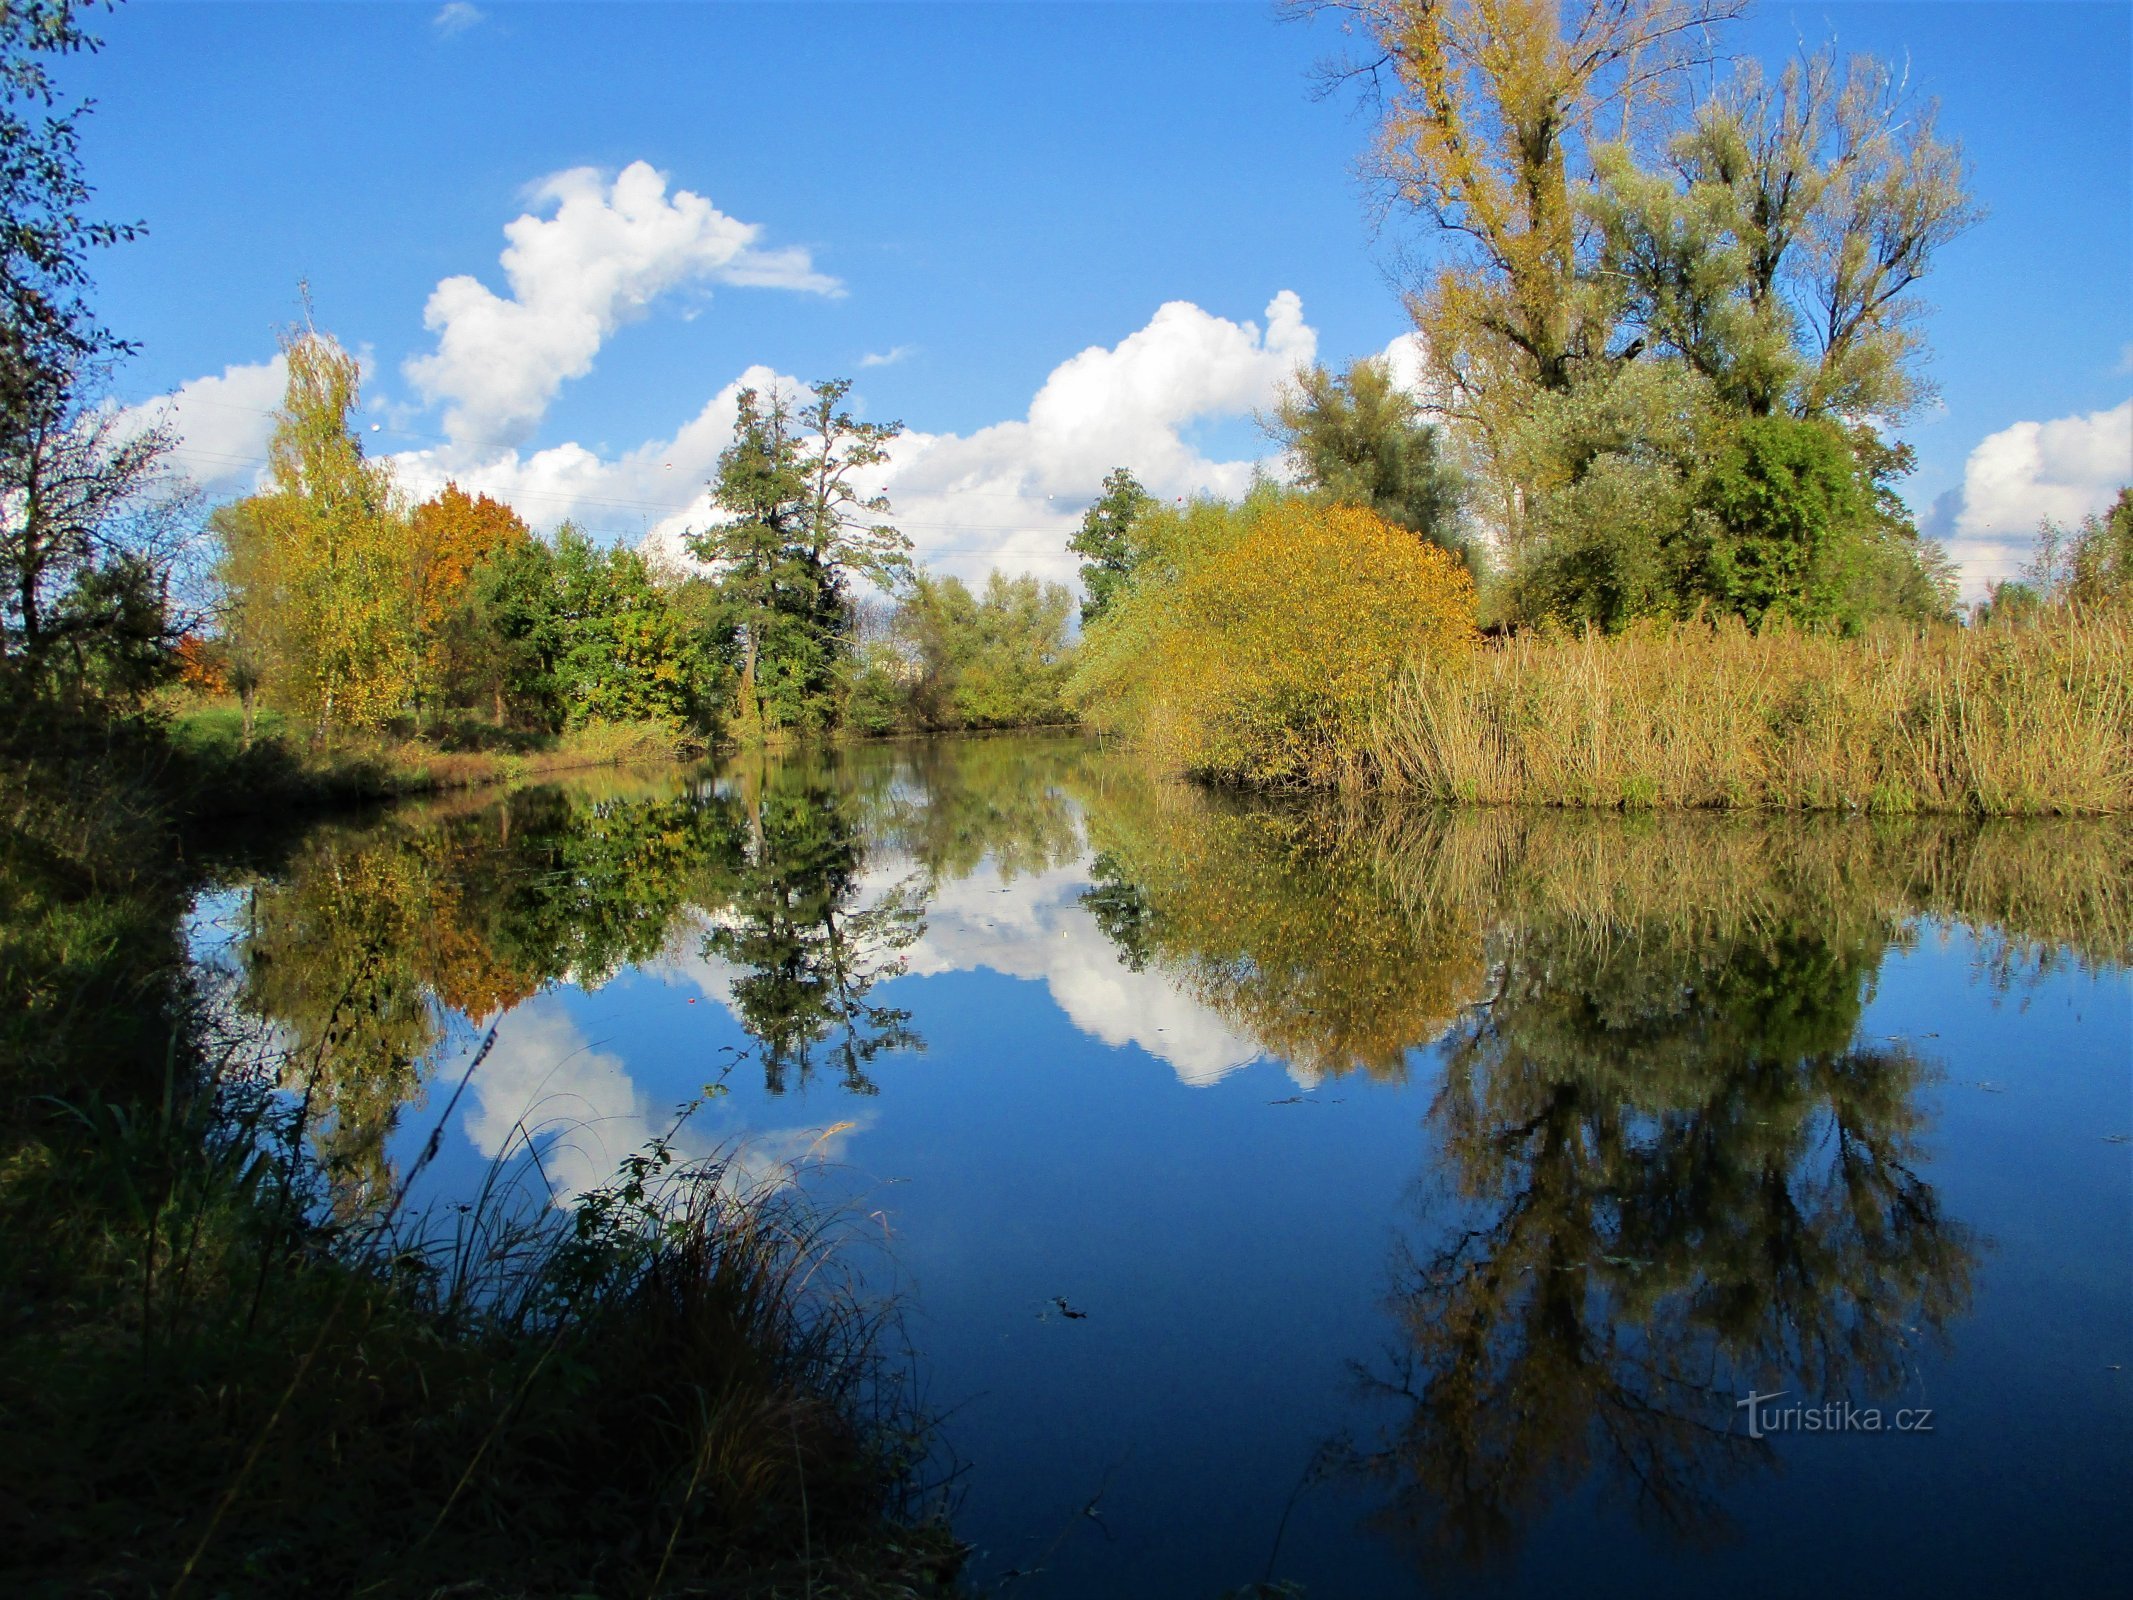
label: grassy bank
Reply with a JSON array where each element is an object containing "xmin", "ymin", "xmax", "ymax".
[
  {"xmin": 0, "ymin": 704, "xmax": 963, "ymax": 1597},
  {"xmin": 162, "ymin": 697, "xmax": 704, "ymax": 816},
  {"xmin": 1370, "ymin": 614, "xmax": 2132, "ymax": 814}
]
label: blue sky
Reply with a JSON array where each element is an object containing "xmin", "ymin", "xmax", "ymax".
[{"xmin": 79, "ymin": 1, "xmax": 2133, "ymax": 594}]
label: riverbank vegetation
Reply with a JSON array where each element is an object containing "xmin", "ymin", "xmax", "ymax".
[
  {"xmin": 1372, "ymin": 610, "xmax": 2133, "ymax": 814},
  {"xmin": 1061, "ymin": 2, "xmax": 2131, "ymax": 810},
  {"xmin": 1, "ymin": 695, "xmax": 965, "ymax": 1596}
]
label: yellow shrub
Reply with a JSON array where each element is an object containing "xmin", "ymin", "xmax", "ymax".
[{"xmin": 1072, "ymin": 497, "xmax": 1478, "ymax": 785}]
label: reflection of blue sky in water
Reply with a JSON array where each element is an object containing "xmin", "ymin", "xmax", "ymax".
[
  {"xmin": 460, "ymin": 996, "xmax": 871, "ymax": 1204},
  {"xmin": 458, "ymin": 840, "xmax": 1278, "ymax": 1212},
  {"xmin": 649, "ymin": 848, "xmax": 1271, "ymax": 1091},
  {"xmin": 211, "ymin": 767, "xmax": 2129, "ymax": 1600}
]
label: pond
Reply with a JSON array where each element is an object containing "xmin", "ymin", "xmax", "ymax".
[{"xmin": 186, "ymin": 734, "xmax": 2130, "ymax": 1598}]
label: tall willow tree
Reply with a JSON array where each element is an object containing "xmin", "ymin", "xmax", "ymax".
[
  {"xmin": 1298, "ymin": 2, "xmax": 1971, "ymax": 629},
  {"xmin": 1296, "ymin": 1, "xmax": 1746, "ymax": 430},
  {"xmin": 216, "ymin": 327, "xmax": 413, "ymax": 740}
]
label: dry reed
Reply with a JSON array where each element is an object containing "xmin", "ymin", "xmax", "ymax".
[{"xmin": 1369, "ymin": 614, "xmax": 2133, "ymax": 815}]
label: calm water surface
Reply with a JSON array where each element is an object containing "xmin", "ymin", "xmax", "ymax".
[{"xmin": 188, "ymin": 735, "xmax": 2131, "ymax": 1598}]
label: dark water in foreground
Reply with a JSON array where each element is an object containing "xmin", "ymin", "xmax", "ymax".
[{"xmin": 187, "ymin": 735, "xmax": 2131, "ymax": 1598}]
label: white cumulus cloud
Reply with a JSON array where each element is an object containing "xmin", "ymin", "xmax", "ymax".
[
  {"xmin": 1938, "ymin": 398, "xmax": 2132, "ymax": 598},
  {"xmin": 407, "ymin": 292, "xmax": 1321, "ymax": 591},
  {"xmin": 838, "ymin": 291, "xmax": 1317, "ymax": 586},
  {"xmin": 405, "ymin": 161, "xmax": 839, "ymax": 451},
  {"xmin": 462, "ymin": 996, "xmax": 865, "ymax": 1205},
  {"xmin": 121, "ymin": 355, "xmax": 287, "ymax": 497}
]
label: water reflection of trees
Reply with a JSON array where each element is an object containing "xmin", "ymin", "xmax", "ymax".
[
  {"xmin": 707, "ymin": 759, "xmax": 925, "ymax": 1095},
  {"xmin": 1356, "ymin": 910, "xmax": 1978, "ymax": 1568},
  {"xmin": 1068, "ymin": 799, "xmax": 2127, "ymax": 1571},
  {"xmin": 235, "ymin": 780, "xmax": 740, "ymax": 1199},
  {"xmin": 227, "ymin": 738, "xmax": 1106, "ymax": 1198},
  {"xmin": 1076, "ymin": 777, "xmax": 1488, "ymax": 1081}
]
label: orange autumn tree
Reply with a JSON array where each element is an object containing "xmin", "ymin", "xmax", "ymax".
[{"xmin": 407, "ymin": 482, "xmax": 530, "ymax": 720}]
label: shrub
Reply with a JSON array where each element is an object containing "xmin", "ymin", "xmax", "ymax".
[{"xmin": 1070, "ymin": 494, "xmax": 1478, "ymax": 787}]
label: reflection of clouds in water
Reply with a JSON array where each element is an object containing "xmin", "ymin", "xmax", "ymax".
[
  {"xmin": 640, "ymin": 851, "xmax": 1282, "ymax": 1086},
  {"xmin": 463, "ymin": 996, "xmax": 861, "ymax": 1203},
  {"xmin": 902, "ymin": 857, "xmax": 1266, "ymax": 1087}
]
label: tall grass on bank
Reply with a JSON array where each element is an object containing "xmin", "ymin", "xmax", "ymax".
[
  {"xmin": 1371, "ymin": 614, "xmax": 2133, "ymax": 815},
  {"xmin": 3, "ymin": 1030, "xmax": 961, "ymax": 1597}
]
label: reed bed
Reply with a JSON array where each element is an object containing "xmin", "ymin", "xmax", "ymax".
[{"xmin": 1369, "ymin": 614, "xmax": 2133, "ymax": 815}]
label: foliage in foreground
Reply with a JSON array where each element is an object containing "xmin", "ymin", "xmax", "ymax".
[
  {"xmin": 1071, "ymin": 494, "xmax": 1478, "ymax": 786},
  {"xmin": 0, "ymin": 710, "xmax": 962, "ymax": 1598},
  {"xmin": 1370, "ymin": 611, "xmax": 2133, "ymax": 814}
]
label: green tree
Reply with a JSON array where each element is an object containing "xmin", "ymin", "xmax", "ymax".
[
  {"xmin": 1271, "ymin": 357, "xmax": 1468, "ymax": 564},
  {"xmin": 547, "ymin": 523, "xmax": 700, "ymax": 727},
  {"xmin": 2027, "ymin": 487, "xmax": 2133, "ymax": 612},
  {"xmin": 453, "ymin": 526, "xmax": 715, "ymax": 732},
  {"xmin": 690, "ymin": 381, "xmax": 908, "ymax": 737},
  {"xmin": 1068, "ymin": 467, "xmax": 1154, "ymax": 625},
  {"xmin": 3, "ymin": 379, "xmax": 184, "ymax": 678},
  {"xmin": 1679, "ymin": 414, "xmax": 1868, "ymax": 628},
  {"xmin": 0, "ymin": 2, "xmax": 187, "ymax": 691},
  {"xmin": 1592, "ymin": 48, "xmax": 1980, "ymax": 424},
  {"xmin": 0, "ymin": 0, "xmax": 139, "ymax": 445},
  {"xmin": 896, "ymin": 570, "xmax": 1075, "ymax": 730},
  {"xmin": 455, "ymin": 533, "xmax": 561, "ymax": 727}
]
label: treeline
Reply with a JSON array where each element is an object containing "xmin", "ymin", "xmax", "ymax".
[{"xmin": 191, "ymin": 334, "xmax": 1080, "ymax": 753}]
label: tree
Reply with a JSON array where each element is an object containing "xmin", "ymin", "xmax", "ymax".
[
  {"xmin": 1592, "ymin": 48, "xmax": 1980, "ymax": 424},
  {"xmin": 214, "ymin": 325, "xmax": 415, "ymax": 740},
  {"xmin": 1302, "ymin": 6, "xmax": 1974, "ymax": 631},
  {"xmin": 896, "ymin": 570, "xmax": 1075, "ymax": 730},
  {"xmin": 547, "ymin": 522, "xmax": 701, "ymax": 727},
  {"xmin": 456, "ymin": 534, "xmax": 561, "ymax": 726},
  {"xmin": 1679, "ymin": 413, "xmax": 1868, "ymax": 628},
  {"xmin": 1068, "ymin": 467, "xmax": 1154, "ymax": 625},
  {"xmin": 1, "ymin": 0, "xmax": 139, "ymax": 441},
  {"xmin": 406, "ymin": 481, "xmax": 529, "ymax": 720},
  {"xmin": 2026, "ymin": 487, "xmax": 2133, "ymax": 613},
  {"xmin": 1271, "ymin": 357, "xmax": 1468, "ymax": 564},
  {"xmin": 2, "ymin": 372, "xmax": 186, "ymax": 676},
  {"xmin": 0, "ymin": 1, "xmax": 187, "ymax": 696},
  {"xmin": 690, "ymin": 381, "xmax": 909, "ymax": 738},
  {"xmin": 1298, "ymin": 0, "xmax": 1747, "ymax": 432}
]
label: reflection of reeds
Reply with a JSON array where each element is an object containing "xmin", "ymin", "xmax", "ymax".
[
  {"xmin": 1076, "ymin": 767, "xmax": 2132, "ymax": 1085},
  {"xmin": 1348, "ymin": 804, "xmax": 2133, "ymax": 972},
  {"xmin": 1371, "ymin": 615, "xmax": 2133, "ymax": 816}
]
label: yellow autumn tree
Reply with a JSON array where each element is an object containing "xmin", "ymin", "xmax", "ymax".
[
  {"xmin": 1069, "ymin": 493, "xmax": 1478, "ymax": 786},
  {"xmin": 216, "ymin": 326, "xmax": 414, "ymax": 741}
]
